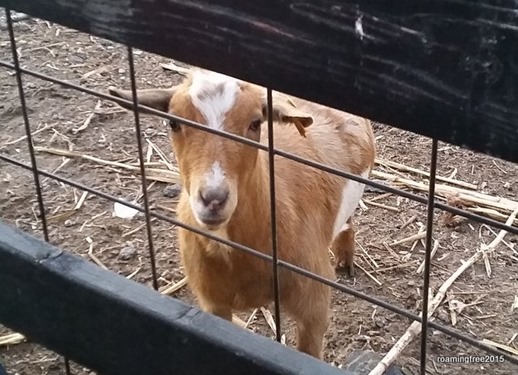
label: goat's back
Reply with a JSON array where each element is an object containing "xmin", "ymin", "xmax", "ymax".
[{"xmin": 259, "ymin": 98, "xmax": 375, "ymax": 259}]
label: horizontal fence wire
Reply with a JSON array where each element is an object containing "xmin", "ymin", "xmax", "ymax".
[
  {"xmin": 0, "ymin": 59, "xmax": 517, "ymax": 235},
  {"xmin": 1, "ymin": 27, "xmax": 518, "ymax": 372},
  {"xmin": 2, "ymin": 152, "xmax": 518, "ymax": 366}
]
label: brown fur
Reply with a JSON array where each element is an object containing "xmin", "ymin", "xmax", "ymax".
[{"xmin": 108, "ymin": 71, "xmax": 376, "ymax": 359}]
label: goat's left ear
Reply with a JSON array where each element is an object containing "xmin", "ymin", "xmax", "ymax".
[
  {"xmin": 107, "ymin": 86, "xmax": 177, "ymax": 114},
  {"xmin": 264, "ymin": 96, "xmax": 313, "ymax": 137}
]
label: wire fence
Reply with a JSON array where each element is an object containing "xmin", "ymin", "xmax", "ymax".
[{"xmin": 1, "ymin": 8, "xmax": 518, "ymax": 375}]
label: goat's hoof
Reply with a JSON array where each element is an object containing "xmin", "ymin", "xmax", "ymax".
[
  {"xmin": 346, "ymin": 263, "xmax": 355, "ymax": 277},
  {"xmin": 335, "ymin": 260, "xmax": 354, "ymax": 277}
]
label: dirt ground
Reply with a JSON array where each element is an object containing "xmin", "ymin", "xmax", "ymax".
[{"xmin": 0, "ymin": 16, "xmax": 517, "ymax": 375}]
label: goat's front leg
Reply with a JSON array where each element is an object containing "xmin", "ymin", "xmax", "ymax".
[
  {"xmin": 199, "ymin": 301, "xmax": 247, "ymax": 328},
  {"xmin": 330, "ymin": 217, "xmax": 355, "ymax": 276},
  {"xmin": 290, "ymin": 280, "xmax": 331, "ymax": 359},
  {"xmin": 198, "ymin": 298, "xmax": 233, "ymax": 321}
]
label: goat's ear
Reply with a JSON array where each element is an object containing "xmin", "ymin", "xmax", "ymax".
[
  {"xmin": 263, "ymin": 95, "xmax": 313, "ymax": 137},
  {"xmin": 107, "ymin": 86, "xmax": 177, "ymax": 114}
]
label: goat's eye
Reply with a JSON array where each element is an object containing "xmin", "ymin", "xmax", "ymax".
[
  {"xmin": 248, "ymin": 119, "xmax": 262, "ymax": 132},
  {"xmin": 169, "ymin": 119, "xmax": 181, "ymax": 132}
]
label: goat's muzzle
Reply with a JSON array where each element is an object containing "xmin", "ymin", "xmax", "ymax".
[{"xmin": 192, "ymin": 186, "xmax": 231, "ymax": 229}]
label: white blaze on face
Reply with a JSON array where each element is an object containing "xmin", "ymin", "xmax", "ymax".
[
  {"xmin": 332, "ymin": 169, "xmax": 370, "ymax": 238},
  {"xmin": 188, "ymin": 70, "xmax": 239, "ymax": 130},
  {"xmin": 205, "ymin": 161, "xmax": 226, "ymax": 188}
]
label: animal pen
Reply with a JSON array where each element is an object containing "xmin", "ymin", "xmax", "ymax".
[{"xmin": 0, "ymin": 1, "xmax": 517, "ymax": 374}]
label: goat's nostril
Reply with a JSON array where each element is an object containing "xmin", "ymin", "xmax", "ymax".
[{"xmin": 199, "ymin": 188, "xmax": 229, "ymax": 209}]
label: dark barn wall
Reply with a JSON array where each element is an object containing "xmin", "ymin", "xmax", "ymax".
[{"xmin": 1, "ymin": 0, "xmax": 518, "ymax": 162}]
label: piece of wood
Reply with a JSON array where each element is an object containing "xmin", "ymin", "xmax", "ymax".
[
  {"xmin": 375, "ymin": 159, "xmax": 478, "ymax": 190},
  {"xmin": 0, "ymin": 332, "xmax": 26, "ymax": 346},
  {"xmin": 0, "ymin": 222, "xmax": 346, "ymax": 375},
  {"xmin": 373, "ymin": 170, "xmax": 518, "ymax": 216},
  {"xmin": 3, "ymin": 0, "xmax": 518, "ymax": 163}
]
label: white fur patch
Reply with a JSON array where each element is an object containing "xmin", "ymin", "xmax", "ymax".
[
  {"xmin": 332, "ymin": 169, "xmax": 370, "ymax": 238},
  {"xmin": 205, "ymin": 161, "xmax": 226, "ymax": 188},
  {"xmin": 189, "ymin": 194, "xmax": 206, "ymax": 226},
  {"xmin": 189, "ymin": 70, "xmax": 239, "ymax": 130}
]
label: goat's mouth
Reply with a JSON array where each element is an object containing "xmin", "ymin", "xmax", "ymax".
[{"xmin": 196, "ymin": 216, "xmax": 228, "ymax": 230}]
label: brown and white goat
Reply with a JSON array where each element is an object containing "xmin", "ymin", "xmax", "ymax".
[{"xmin": 108, "ymin": 69, "xmax": 376, "ymax": 359}]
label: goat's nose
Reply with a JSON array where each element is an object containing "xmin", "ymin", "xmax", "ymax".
[{"xmin": 199, "ymin": 188, "xmax": 229, "ymax": 211}]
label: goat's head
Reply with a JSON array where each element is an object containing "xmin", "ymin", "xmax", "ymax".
[{"xmin": 109, "ymin": 69, "xmax": 313, "ymax": 231}]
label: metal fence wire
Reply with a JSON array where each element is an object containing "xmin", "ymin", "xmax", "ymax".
[{"xmin": 1, "ymin": 8, "xmax": 518, "ymax": 375}]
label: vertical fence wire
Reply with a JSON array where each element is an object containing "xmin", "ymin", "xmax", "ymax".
[
  {"xmin": 5, "ymin": 8, "xmax": 72, "ymax": 375},
  {"xmin": 419, "ymin": 138, "xmax": 439, "ymax": 374},
  {"xmin": 126, "ymin": 46, "xmax": 159, "ymax": 291},
  {"xmin": 6, "ymin": 9, "xmax": 49, "ymax": 243},
  {"xmin": 64, "ymin": 359, "xmax": 71, "ymax": 374},
  {"xmin": 267, "ymin": 88, "xmax": 282, "ymax": 342}
]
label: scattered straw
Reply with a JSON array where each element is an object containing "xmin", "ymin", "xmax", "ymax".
[
  {"xmin": 156, "ymin": 204, "xmax": 177, "ymax": 215},
  {"xmin": 416, "ymin": 240, "xmax": 440, "ymax": 274},
  {"xmin": 73, "ymin": 100, "xmax": 102, "ymax": 134},
  {"xmin": 260, "ymin": 307, "xmax": 286, "ymax": 345},
  {"xmin": 373, "ymin": 261, "xmax": 418, "ymax": 274},
  {"xmin": 354, "ymin": 261, "xmax": 382, "ymax": 286},
  {"xmin": 86, "ymin": 237, "xmax": 108, "ymax": 270},
  {"xmin": 244, "ymin": 308, "xmax": 259, "ymax": 329},
  {"xmin": 74, "ymin": 191, "xmax": 88, "ymax": 210},
  {"xmin": 390, "ymin": 231, "xmax": 427, "ymax": 247},
  {"xmin": 122, "ymin": 219, "xmax": 156, "ymax": 238},
  {"xmin": 368, "ymin": 208, "xmax": 518, "ymax": 375},
  {"xmin": 400, "ymin": 214, "xmax": 418, "ymax": 231},
  {"xmin": 512, "ymin": 296, "xmax": 518, "ymax": 313},
  {"xmin": 491, "ymin": 160, "xmax": 508, "ymax": 175},
  {"xmin": 368, "ymin": 192, "xmax": 393, "ymax": 203},
  {"xmin": 126, "ymin": 267, "xmax": 141, "ymax": 280},
  {"xmin": 375, "ymin": 158, "xmax": 478, "ymax": 189},
  {"xmin": 362, "ymin": 199, "xmax": 400, "ymax": 212},
  {"xmin": 2, "ymin": 122, "xmax": 53, "ymax": 147},
  {"xmin": 373, "ymin": 170, "xmax": 518, "ymax": 219},
  {"xmin": 145, "ymin": 138, "xmax": 176, "ymax": 171},
  {"xmin": 35, "ymin": 146, "xmax": 181, "ymax": 184},
  {"xmin": 160, "ymin": 276, "xmax": 187, "ymax": 295},
  {"xmin": 481, "ymin": 338, "xmax": 518, "ymax": 357},
  {"xmin": 356, "ymin": 239, "xmax": 379, "ymax": 269},
  {"xmin": 160, "ymin": 62, "xmax": 190, "ymax": 75}
]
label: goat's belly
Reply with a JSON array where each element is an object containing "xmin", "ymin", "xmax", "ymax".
[{"xmin": 331, "ymin": 169, "xmax": 370, "ymax": 238}]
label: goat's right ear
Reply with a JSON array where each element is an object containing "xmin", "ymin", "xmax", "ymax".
[
  {"xmin": 107, "ymin": 86, "xmax": 177, "ymax": 114},
  {"xmin": 264, "ymin": 96, "xmax": 313, "ymax": 137}
]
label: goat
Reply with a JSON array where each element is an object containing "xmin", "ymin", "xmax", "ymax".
[{"xmin": 108, "ymin": 68, "xmax": 376, "ymax": 359}]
